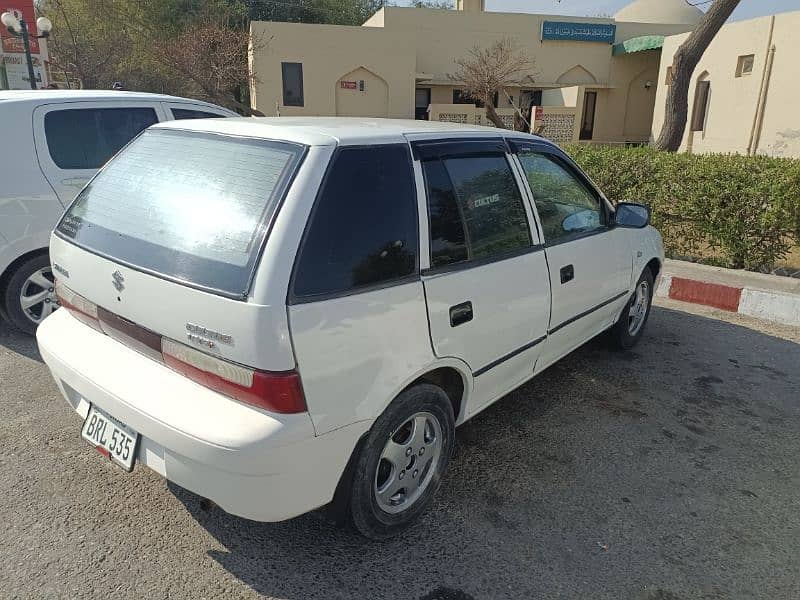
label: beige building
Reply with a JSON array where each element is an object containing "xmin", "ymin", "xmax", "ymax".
[
  {"xmin": 249, "ymin": 0, "xmax": 701, "ymax": 145},
  {"xmin": 652, "ymin": 10, "xmax": 800, "ymax": 157}
]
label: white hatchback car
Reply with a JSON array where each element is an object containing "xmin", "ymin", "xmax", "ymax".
[
  {"xmin": 0, "ymin": 90, "xmax": 236, "ymax": 334},
  {"xmin": 37, "ymin": 117, "xmax": 663, "ymax": 539}
]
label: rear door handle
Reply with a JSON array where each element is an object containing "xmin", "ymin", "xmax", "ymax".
[
  {"xmin": 560, "ymin": 264, "xmax": 574, "ymax": 284},
  {"xmin": 449, "ymin": 301, "xmax": 473, "ymax": 327}
]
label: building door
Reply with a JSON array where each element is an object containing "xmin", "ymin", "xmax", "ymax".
[
  {"xmin": 519, "ymin": 89, "xmax": 543, "ymax": 128},
  {"xmin": 579, "ymin": 91, "xmax": 597, "ymax": 140},
  {"xmin": 415, "ymin": 88, "xmax": 431, "ymax": 120}
]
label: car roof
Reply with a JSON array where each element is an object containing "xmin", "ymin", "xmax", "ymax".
[
  {"xmin": 153, "ymin": 116, "xmax": 549, "ymax": 147},
  {"xmin": 0, "ymin": 89, "xmax": 232, "ymax": 109}
]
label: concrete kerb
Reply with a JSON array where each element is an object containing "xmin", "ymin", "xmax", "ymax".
[{"xmin": 656, "ymin": 259, "xmax": 800, "ymax": 327}]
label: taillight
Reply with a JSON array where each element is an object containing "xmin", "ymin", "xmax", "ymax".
[
  {"xmin": 55, "ymin": 280, "xmax": 102, "ymax": 332},
  {"xmin": 162, "ymin": 339, "xmax": 307, "ymax": 414},
  {"xmin": 54, "ymin": 281, "xmax": 307, "ymax": 414}
]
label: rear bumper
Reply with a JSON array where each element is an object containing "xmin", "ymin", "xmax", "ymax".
[{"xmin": 37, "ymin": 309, "xmax": 369, "ymax": 522}]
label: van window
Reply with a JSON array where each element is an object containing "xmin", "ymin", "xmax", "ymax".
[
  {"xmin": 292, "ymin": 145, "xmax": 418, "ymax": 300},
  {"xmin": 171, "ymin": 107, "xmax": 226, "ymax": 120},
  {"xmin": 56, "ymin": 129, "xmax": 305, "ymax": 297},
  {"xmin": 422, "ymin": 155, "xmax": 532, "ymax": 269},
  {"xmin": 44, "ymin": 107, "xmax": 158, "ymax": 169}
]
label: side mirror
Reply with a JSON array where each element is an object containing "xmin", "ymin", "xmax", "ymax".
[{"xmin": 613, "ymin": 202, "xmax": 650, "ymax": 229}]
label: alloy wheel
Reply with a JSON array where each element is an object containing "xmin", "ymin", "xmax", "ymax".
[
  {"xmin": 374, "ymin": 411, "xmax": 443, "ymax": 514},
  {"xmin": 19, "ymin": 267, "xmax": 57, "ymax": 325}
]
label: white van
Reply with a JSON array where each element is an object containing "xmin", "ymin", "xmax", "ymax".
[
  {"xmin": 37, "ymin": 117, "xmax": 663, "ymax": 539},
  {"xmin": 0, "ymin": 90, "xmax": 236, "ymax": 334}
]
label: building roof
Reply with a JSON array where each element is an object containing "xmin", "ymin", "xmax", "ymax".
[
  {"xmin": 155, "ymin": 116, "xmax": 540, "ymax": 147},
  {"xmin": 614, "ymin": 0, "xmax": 704, "ymax": 25}
]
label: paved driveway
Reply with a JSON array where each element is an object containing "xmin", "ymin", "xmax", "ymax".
[{"xmin": 1, "ymin": 300, "xmax": 799, "ymax": 599}]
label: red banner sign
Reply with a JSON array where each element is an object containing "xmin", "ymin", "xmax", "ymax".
[
  {"xmin": 340, "ymin": 81, "xmax": 357, "ymax": 90},
  {"xmin": 1, "ymin": 1, "xmax": 40, "ymax": 54}
]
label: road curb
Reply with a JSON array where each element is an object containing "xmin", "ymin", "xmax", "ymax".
[{"xmin": 656, "ymin": 263, "xmax": 800, "ymax": 327}]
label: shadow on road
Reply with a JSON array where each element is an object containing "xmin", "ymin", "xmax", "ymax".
[
  {"xmin": 0, "ymin": 322, "xmax": 42, "ymax": 362},
  {"xmin": 166, "ymin": 306, "xmax": 800, "ymax": 599}
]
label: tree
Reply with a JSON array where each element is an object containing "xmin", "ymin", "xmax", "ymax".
[
  {"xmin": 153, "ymin": 19, "xmax": 266, "ymax": 115},
  {"xmin": 654, "ymin": 0, "xmax": 741, "ymax": 151},
  {"xmin": 42, "ymin": 0, "xmax": 137, "ymax": 89},
  {"xmin": 450, "ymin": 38, "xmax": 535, "ymax": 129},
  {"xmin": 407, "ymin": 0, "xmax": 453, "ymax": 8},
  {"xmin": 243, "ymin": 0, "xmax": 383, "ymax": 25}
]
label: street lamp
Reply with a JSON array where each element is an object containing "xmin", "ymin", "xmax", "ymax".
[{"xmin": 1, "ymin": 12, "xmax": 52, "ymax": 90}]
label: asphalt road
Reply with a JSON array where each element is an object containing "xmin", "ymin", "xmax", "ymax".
[{"xmin": 1, "ymin": 299, "xmax": 799, "ymax": 600}]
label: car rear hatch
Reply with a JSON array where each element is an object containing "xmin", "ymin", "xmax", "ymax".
[{"xmin": 49, "ymin": 126, "xmax": 308, "ymax": 414}]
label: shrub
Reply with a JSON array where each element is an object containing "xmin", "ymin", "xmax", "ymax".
[{"xmin": 564, "ymin": 144, "xmax": 800, "ymax": 271}]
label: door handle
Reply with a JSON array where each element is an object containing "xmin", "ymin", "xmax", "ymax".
[
  {"xmin": 449, "ymin": 301, "xmax": 473, "ymax": 327},
  {"xmin": 560, "ymin": 264, "xmax": 574, "ymax": 284}
]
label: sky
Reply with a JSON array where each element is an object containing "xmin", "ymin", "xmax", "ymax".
[{"xmin": 399, "ymin": 0, "xmax": 800, "ymax": 22}]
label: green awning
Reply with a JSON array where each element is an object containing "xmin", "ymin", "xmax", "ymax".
[{"xmin": 612, "ymin": 35, "xmax": 665, "ymax": 56}]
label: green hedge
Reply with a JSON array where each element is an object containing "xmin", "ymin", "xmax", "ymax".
[{"xmin": 563, "ymin": 144, "xmax": 800, "ymax": 271}]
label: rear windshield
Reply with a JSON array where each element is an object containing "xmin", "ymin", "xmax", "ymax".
[{"xmin": 56, "ymin": 128, "xmax": 305, "ymax": 297}]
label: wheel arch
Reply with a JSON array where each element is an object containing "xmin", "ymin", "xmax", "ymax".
[{"xmin": 395, "ymin": 358, "xmax": 473, "ymax": 425}]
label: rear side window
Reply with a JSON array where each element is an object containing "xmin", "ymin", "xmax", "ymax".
[
  {"xmin": 292, "ymin": 145, "xmax": 418, "ymax": 300},
  {"xmin": 171, "ymin": 108, "xmax": 226, "ymax": 120},
  {"xmin": 422, "ymin": 155, "xmax": 532, "ymax": 269},
  {"xmin": 44, "ymin": 107, "xmax": 158, "ymax": 169},
  {"xmin": 56, "ymin": 129, "xmax": 304, "ymax": 297}
]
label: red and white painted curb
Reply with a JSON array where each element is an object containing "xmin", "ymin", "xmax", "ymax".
[{"xmin": 656, "ymin": 273, "xmax": 800, "ymax": 327}]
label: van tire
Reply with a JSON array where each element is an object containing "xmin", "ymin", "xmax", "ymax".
[
  {"xmin": 2, "ymin": 253, "xmax": 55, "ymax": 336},
  {"xmin": 349, "ymin": 384, "xmax": 455, "ymax": 540},
  {"xmin": 611, "ymin": 268, "xmax": 654, "ymax": 350}
]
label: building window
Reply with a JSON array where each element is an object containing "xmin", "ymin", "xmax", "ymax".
[
  {"xmin": 691, "ymin": 80, "xmax": 711, "ymax": 132},
  {"xmin": 665, "ymin": 66, "xmax": 673, "ymax": 86},
  {"xmin": 736, "ymin": 54, "xmax": 755, "ymax": 77},
  {"xmin": 281, "ymin": 62, "xmax": 304, "ymax": 107}
]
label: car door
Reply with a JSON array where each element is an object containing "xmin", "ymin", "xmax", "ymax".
[
  {"xmin": 511, "ymin": 141, "xmax": 632, "ymax": 372},
  {"xmin": 413, "ymin": 138, "xmax": 551, "ymax": 415},
  {"xmin": 33, "ymin": 101, "xmax": 164, "ymax": 205}
]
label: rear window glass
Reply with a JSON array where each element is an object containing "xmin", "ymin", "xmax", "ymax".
[{"xmin": 56, "ymin": 129, "xmax": 305, "ymax": 297}]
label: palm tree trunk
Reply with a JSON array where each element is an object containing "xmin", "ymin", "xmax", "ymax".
[{"xmin": 654, "ymin": 0, "xmax": 741, "ymax": 151}]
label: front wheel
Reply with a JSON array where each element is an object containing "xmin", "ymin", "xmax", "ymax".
[
  {"xmin": 349, "ymin": 384, "xmax": 455, "ymax": 540},
  {"xmin": 611, "ymin": 268, "xmax": 654, "ymax": 350},
  {"xmin": 2, "ymin": 253, "xmax": 57, "ymax": 335}
]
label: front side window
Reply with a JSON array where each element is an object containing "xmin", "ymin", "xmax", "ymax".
[
  {"xmin": 57, "ymin": 129, "xmax": 304, "ymax": 296},
  {"xmin": 423, "ymin": 154, "xmax": 532, "ymax": 269},
  {"xmin": 44, "ymin": 107, "xmax": 158, "ymax": 169},
  {"xmin": 292, "ymin": 145, "xmax": 418, "ymax": 300},
  {"xmin": 282, "ymin": 62, "xmax": 304, "ymax": 107},
  {"xmin": 517, "ymin": 152, "xmax": 604, "ymax": 244}
]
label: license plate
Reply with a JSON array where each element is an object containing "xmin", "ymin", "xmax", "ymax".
[{"xmin": 81, "ymin": 405, "xmax": 139, "ymax": 471}]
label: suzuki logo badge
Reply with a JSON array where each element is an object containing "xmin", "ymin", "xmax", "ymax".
[{"xmin": 112, "ymin": 270, "xmax": 125, "ymax": 292}]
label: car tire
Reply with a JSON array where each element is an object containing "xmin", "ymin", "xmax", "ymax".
[
  {"xmin": 2, "ymin": 253, "xmax": 56, "ymax": 336},
  {"xmin": 349, "ymin": 384, "xmax": 455, "ymax": 540},
  {"xmin": 611, "ymin": 268, "xmax": 654, "ymax": 350}
]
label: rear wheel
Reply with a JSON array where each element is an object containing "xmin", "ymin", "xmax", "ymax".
[
  {"xmin": 611, "ymin": 268, "xmax": 654, "ymax": 350},
  {"xmin": 349, "ymin": 384, "xmax": 455, "ymax": 540},
  {"xmin": 2, "ymin": 254, "xmax": 56, "ymax": 335}
]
